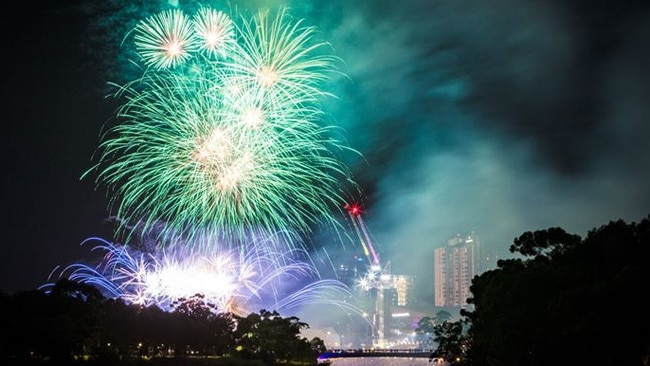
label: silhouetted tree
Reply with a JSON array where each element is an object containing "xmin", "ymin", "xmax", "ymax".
[
  {"xmin": 233, "ymin": 309, "xmax": 320, "ymax": 365},
  {"xmin": 432, "ymin": 319, "xmax": 469, "ymax": 364},
  {"xmin": 0, "ymin": 282, "xmax": 101, "ymax": 362},
  {"xmin": 434, "ymin": 310, "xmax": 453, "ymax": 324},
  {"xmin": 309, "ymin": 337, "xmax": 327, "ymax": 354},
  {"xmin": 415, "ymin": 316, "xmax": 436, "ymax": 348},
  {"xmin": 172, "ymin": 294, "xmax": 235, "ymax": 357},
  {"xmin": 460, "ymin": 215, "xmax": 650, "ymax": 366},
  {"xmin": 0, "ymin": 285, "xmax": 325, "ymax": 365}
]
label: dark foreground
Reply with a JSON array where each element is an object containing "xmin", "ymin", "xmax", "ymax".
[{"xmin": 0, "ymin": 357, "xmax": 295, "ymax": 366}]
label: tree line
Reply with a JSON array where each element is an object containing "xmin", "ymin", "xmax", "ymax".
[
  {"xmin": 419, "ymin": 214, "xmax": 650, "ymax": 366},
  {"xmin": 3, "ymin": 214, "xmax": 649, "ymax": 365},
  {"xmin": 0, "ymin": 283, "xmax": 326, "ymax": 366}
]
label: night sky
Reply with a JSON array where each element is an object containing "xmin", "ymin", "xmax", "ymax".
[{"xmin": 3, "ymin": 0, "xmax": 650, "ymax": 294}]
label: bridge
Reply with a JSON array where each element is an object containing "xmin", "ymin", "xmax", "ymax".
[{"xmin": 318, "ymin": 349, "xmax": 447, "ymax": 365}]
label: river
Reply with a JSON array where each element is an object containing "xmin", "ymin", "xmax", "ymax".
[{"xmin": 322, "ymin": 357, "xmax": 445, "ymax": 366}]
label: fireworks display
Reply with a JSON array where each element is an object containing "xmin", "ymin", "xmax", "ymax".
[
  {"xmin": 86, "ymin": 6, "xmax": 356, "ymax": 246},
  {"xmin": 43, "ymin": 3, "xmax": 368, "ymax": 323},
  {"xmin": 356, "ymin": 263, "xmax": 391, "ymax": 292},
  {"xmin": 345, "ymin": 202, "xmax": 380, "ymax": 265},
  {"xmin": 43, "ymin": 237, "xmax": 357, "ymax": 317}
]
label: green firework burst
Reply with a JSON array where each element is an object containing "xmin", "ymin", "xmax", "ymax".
[{"xmin": 86, "ymin": 6, "xmax": 358, "ymax": 248}]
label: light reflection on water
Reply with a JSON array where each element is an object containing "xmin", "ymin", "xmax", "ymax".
[{"xmin": 324, "ymin": 357, "xmax": 432, "ymax": 366}]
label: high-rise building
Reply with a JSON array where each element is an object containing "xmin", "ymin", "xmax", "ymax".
[
  {"xmin": 389, "ymin": 274, "xmax": 414, "ymax": 307},
  {"xmin": 434, "ymin": 232, "xmax": 481, "ymax": 307}
]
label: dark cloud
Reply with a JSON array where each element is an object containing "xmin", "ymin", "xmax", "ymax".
[{"xmin": 323, "ymin": 0, "xmax": 650, "ymax": 174}]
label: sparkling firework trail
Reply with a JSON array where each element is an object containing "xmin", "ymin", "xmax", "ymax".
[
  {"xmin": 42, "ymin": 236, "xmax": 358, "ymax": 316},
  {"xmin": 86, "ymin": 6, "xmax": 357, "ymax": 247},
  {"xmin": 345, "ymin": 203, "xmax": 380, "ymax": 265}
]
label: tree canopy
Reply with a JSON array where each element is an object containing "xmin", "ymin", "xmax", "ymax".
[
  {"xmin": 437, "ymin": 214, "xmax": 650, "ymax": 366},
  {"xmin": 0, "ymin": 284, "xmax": 325, "ymax": 365}
]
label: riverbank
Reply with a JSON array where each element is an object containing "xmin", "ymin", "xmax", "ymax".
[{"xmin": 0, "ymin": 356, "xmax": 271, "ymax": 366}]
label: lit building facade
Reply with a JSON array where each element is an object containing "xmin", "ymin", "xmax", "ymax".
[
  {"xmin": 434, "ymin": 232, "xmax": 481, "ymax": 307},
  {"xmin": 389, "ymin": 274, "xmax": 414, "ymax": 307}
]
